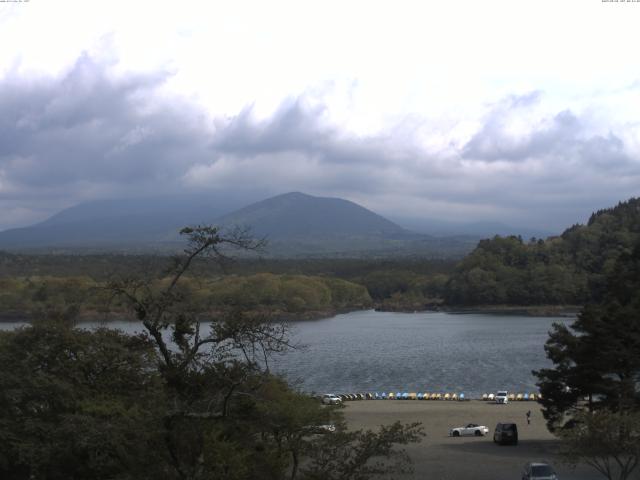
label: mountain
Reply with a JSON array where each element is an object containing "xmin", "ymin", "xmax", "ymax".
[
  {"xmin": 214, "ymin": 192, "xmax": 455, "ymax": 257},
  {"xmin": 0, "ymin": 194, "xmax": 252, "ymax": 251},
  {"xmin": 217, "ymin": 192, "xmax": 405, "ymax": 239},
  {"xmin": 0, "ymin": 192, "xmax": 477, "ymax": 257}
]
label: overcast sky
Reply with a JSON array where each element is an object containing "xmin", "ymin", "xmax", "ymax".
[{"xmin": 1, "ymin": 0, "xmax": 639, "ymax": 232}]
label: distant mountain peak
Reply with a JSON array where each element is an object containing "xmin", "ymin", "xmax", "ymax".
[{"xmin": 216, "ymin": 192, "xmax": 406, "ymax": 239}]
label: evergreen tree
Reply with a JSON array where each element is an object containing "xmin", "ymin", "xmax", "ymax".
[
  {"xmin": 534, "ymin": 243, "xmax": 640, "ymax": 480},
  {"xmin": 534, "ymin": 242, "xmax": 640, "ymax": 430}
]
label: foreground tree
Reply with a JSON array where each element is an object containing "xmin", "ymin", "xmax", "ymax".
[
  {"xmin": 105, "ymin": 225, "xmax": 424, "ymax": 480},
  {"xmin": 558, "ymin": 410, "xmax": 640, "ymax": 480},
  {"xmin": 534, "ymin": 243, "xmax": 640, "ymax": 479},
  {"xmin": 107, "ymin": 226, "xmax": 293, "ymax": 478},
  {"xmin": 0, "ymin": 312, "xmax": 166, "ymax": 480},
  {"xmin": 301, "ymin": 421, "xmax": 423, "ymax": 480},
  {"xmin": 1, "ymin": 226, "xmax": 424, "ymax": 479}
]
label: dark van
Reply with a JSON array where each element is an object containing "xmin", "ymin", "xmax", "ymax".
[{"xmin": 493, "ymin": 422, "xmax": 518, "ymax": 445}]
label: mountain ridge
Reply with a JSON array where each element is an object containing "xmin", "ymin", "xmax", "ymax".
[{"xmin": 0, "ymin": 192, "xmax": 475, "ymax": 257}]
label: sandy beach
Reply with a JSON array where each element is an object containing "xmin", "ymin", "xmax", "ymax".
[{"xmin": 342, "ymin": 400, "xmax": 600, "ymax": 480}]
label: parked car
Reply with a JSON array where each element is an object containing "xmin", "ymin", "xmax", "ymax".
[
  {"xmin": 321, "ymin": 394, "xmax": 342, "ymax": 405},
  {"xmin": 522, "ymin": 462, "xmax": 558, "ymax": 480},
  {"xmin": 449, "ymin": 423, "xmax": 490, "ymax": 437},
  {"xmin": 493, "ymin": 422, "xmax": 518, "ymax": 445},
  {"xmin": 495, "ymin": 390, "xmax": 509, "ymax": 404}
]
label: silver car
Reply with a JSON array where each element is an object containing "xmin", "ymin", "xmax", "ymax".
[{"xmin": 522, "ymin": 462, "xmax": 558, "ymax": 480}]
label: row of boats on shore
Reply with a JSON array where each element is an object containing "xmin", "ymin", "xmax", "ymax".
[{"xmin": 334, "ymin": 392, "xmax": 542, "ymax": 401}]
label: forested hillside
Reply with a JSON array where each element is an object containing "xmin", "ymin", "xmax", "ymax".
[
  {"xmin": 0, "ymin": 254, "xmax": 455, "ymax": 318},
  {"xmin": 0, "ymin": 273, "xmax": 373, "ymax": 321},
  {"xmin": 444, "ymin": 198, "xmax": 640, "ymax": 305}
]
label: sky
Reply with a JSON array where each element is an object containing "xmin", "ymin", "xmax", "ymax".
[{"xmin": 0, "ymin": 0, "xmax": 639, "ymax": 232}]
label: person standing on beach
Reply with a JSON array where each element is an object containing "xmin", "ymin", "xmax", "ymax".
[{"xmin": 526, "ymin": 410, "xmax": 531, "ymax": 425}]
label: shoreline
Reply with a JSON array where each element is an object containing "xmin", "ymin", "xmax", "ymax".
[
  {"xmin": 0, "ymin": 304, "xmax": 580, "ymax": 323},
  {"xmin": 375, "ymin": 303, "xmax": 580, "ymax": 317}
]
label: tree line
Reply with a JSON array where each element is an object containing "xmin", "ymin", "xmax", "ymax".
[{"xmin": 444, "ymin": 198, "xmax": 640, "ymax": 306}]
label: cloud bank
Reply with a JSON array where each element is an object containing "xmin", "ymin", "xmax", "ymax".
[{"xmin": 0, "ymin": 53, "xmax": 639, "ymax": 232}]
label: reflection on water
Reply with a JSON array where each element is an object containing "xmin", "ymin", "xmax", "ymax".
[{"xmin": 0, "ymin": 310, "xmax": 571, "ymax": 396}]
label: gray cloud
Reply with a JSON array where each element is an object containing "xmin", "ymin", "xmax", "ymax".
[
  {"xmin": 0, "ymin": 54, "xmax": 214, "ymax": 191},
  {"xmin": 0, "ymin": 55, "xmax": 638, "ymax": 233},
  {"xmin": 462, "ymin": 93, "xmax": 636, "ymax": 176}
]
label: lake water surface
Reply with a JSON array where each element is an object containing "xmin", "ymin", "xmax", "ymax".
[
  {"xmin": 0, "ymin": 310, "xmax": 571, "ymax": 396},
  {"xmin": 271, "ymin": 310, "xmax": 571, "ymax": 396}
]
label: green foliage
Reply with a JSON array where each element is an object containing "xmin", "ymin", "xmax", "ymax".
[
  {"xmin": 445, "ymin": 198, "xmax": 640, "ymax": 305},
  {"xmin": 558, "ymin": 410, "xmax": 640, "ymax": 480},
  {"xmin": 207, "ymin": 273, "xmax": 372, "ymax": 313},
  {"xmin": 0, "ymin": 317, "xmax": 165, "ymax": 480},
  {"xmin": 534, "ymin": 242, "xmax": 640, "ymax": 432},
  {"xmin": 353, "ymin": 269, "xmax": 448, "ymax": 310},
  {"xmin": 0, "ymin": 276, "xmax": 103, "ymax": 316},
  {"xmin": 0, "ymin": 273, "xmax": 372, "ymax": 320}
]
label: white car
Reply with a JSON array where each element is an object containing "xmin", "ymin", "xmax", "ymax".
[
  {"xmin": 449, "ymin": 423, "xmax": 490, "ymax": 437},
  {"xmin": 495, "ymin": 390, "xmax": 509, "ymax": 404},
  {"xmin": 321, "ymin": 394, "xmax": 342, "ymax": 405}
]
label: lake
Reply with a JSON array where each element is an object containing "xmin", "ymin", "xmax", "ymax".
[{"xmin": 0, "ymin": 310, "xmax": 571, "ymax": 397}]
